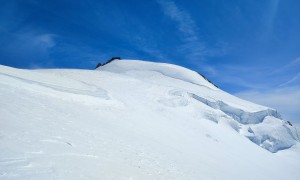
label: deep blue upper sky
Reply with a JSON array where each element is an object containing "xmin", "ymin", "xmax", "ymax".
[{"xmin": 0, "ymin": 0, "xmax": 299, "ymax": 122}]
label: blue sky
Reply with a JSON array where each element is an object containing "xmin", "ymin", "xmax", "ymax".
[{"xmin": 0, "ymin": 0, "xmax": 299, "ymax": 122}]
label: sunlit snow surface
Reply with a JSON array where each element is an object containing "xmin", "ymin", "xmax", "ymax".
[{"xmin": 1, "ymin": 60, "xmax": 299, "ymax": 179}]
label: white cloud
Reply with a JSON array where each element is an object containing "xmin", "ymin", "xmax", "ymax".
[
  {"xmin": 34, "ymin": 34, "xmax": 56, "ymax": 48},
  {"xmin": 235, "ymin": 86, "xmax": 300, "ymax": 123}
]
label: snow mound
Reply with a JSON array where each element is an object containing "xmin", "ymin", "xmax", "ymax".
[{"xmin": 243, "ymin": 117, "xmax": 299, "ymax": 152}]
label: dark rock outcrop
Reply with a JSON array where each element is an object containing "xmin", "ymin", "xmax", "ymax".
[
  {"xmin": 197, "ymin": 72, "xmax": 218, "ymax": 88},
  {"xmin": 95, "ymin": 57, "xmax": 121, "ymax": 69}
]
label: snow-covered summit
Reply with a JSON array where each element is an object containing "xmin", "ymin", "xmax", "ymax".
[
  {"xmin": 97, "ymin": 59, "xmax": 298, "ymax": 152},
  {"xmin": 1, "ymin": 60, "xmax": 299, "ymax": 179},
  {"xmin": 99, "ymin": 59, "xmax": 271, "ymax": 111},
  {"xmin": 98, "ymin": 59, "xmax": 218, "ymax": 90}
]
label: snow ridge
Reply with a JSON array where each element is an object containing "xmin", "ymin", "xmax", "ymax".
[{"xmin": 190, "ymin": 93, "xmax": 281, "ymax": 124}]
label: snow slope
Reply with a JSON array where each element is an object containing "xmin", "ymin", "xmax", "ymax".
[{"xmin": 1, "ymin": 59, "xmax": 299, "ymax": 180}]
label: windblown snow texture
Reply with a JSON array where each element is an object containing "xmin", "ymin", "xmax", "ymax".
[{"xmin": 1, "ymin": 60, "xmax": 299, "ymax": 180}]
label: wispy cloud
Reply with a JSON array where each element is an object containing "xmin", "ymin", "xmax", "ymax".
[
  {"xmin": 88, "ymin": 1, "xmax": 168, "ymax": 61},
  {"xmin": 156, "ymin": 0, "xmax": 229, "ymax": 72},
  {"xmin": 157, "ymin": 0, "xmax": 198, "ymax": 40},
  {"xmin": 0, "ymin": 28, "xmax": 57, "ymax": 68},
  {"xmin": 7, "ymin": 31, "xmax": 56, "ymax": 52},
  {"xmin": 157, "ymin": 0, "xmax": 207, "ymax": 60},
  {"xmin": 279, "ymin": 73, "xmax": 300, "ymax": 87},
  {"xmin": 267, "ymin": 57, "xmax": 300, "ymax": 88},
  {"xmin": 235, "ymin": 86, "xmax": 300, "ymax": 122},
  {"xmin": 262, "ymin": 0, "xmax": 280, "ymax": 39},
  {"xmin": 223, "ymin": 57, "xmax": 300, "ymax": 123},
  {"xmin": 212, "ymin": 57, "xmax": 300, "ymax": 91},
  {"xmin": 270, "ymin": 57, "xmax": 300, "ymax": 75},
  {"xmin": 126, "ymin": 29, "xmax": 169, "ymax": 61},
  {"xmin": 33, "ymin": 34, "xmax": 56, "ymax": 48}
]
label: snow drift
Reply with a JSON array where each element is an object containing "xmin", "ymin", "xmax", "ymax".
[{"xmin": 0, "ymin": 59, "xmax": 299, "ymax": 180}]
